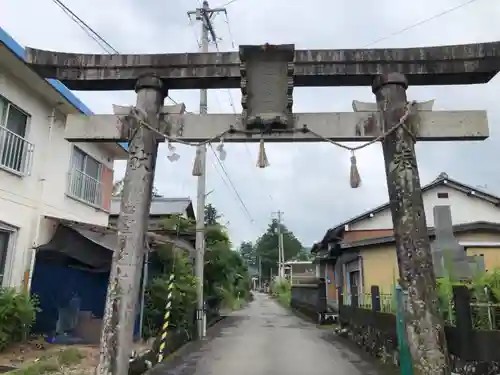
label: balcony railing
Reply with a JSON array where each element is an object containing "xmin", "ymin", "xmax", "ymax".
[
  {"xmin": 0, "ymin": 125, "xmax": 34, "ymax": 176},
  {"xmin": 67, "ymin": 169, "xmax": 103, "ymax": 208}
]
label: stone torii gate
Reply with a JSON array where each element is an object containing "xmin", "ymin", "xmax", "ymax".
[{"xmin": 26, "ymin": 42, "xmax": 499, "ymax": 375}]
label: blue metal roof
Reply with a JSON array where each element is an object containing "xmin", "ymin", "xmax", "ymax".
[{"xmin": 0, "ymin": 26, "xmax": 128, "ymax": 151}]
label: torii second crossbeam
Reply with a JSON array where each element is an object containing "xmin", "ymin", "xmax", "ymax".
[{"xmin": 64, "ymin": 109, "xmax": 489, "ymax": 143}]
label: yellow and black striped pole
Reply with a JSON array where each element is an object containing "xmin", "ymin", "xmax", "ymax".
[{"xmin": 157, "ymin": 273, "xmax": 175, "ymax": 363}]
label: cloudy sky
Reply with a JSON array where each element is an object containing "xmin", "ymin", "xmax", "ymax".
[{"xmin": 2, "ymin": 0, "xmax": 499, "ymax": 247}]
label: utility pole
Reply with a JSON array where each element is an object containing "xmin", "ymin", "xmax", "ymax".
[
  {"xmin": 187, "ymin": 0, "xmax": 226, "ymax": 340},
  {"xmin": 272, "ymin": 211, "xmax": 285, "ymax": 279},
  {"xmin": 258, "ymin": 255, "xmax": 262, "ymax": 290}
]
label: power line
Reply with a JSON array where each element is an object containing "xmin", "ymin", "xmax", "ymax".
[
  {"xmin": 209, "ymin": 15, "xmax": 275, "ymax": 205},
  {"xmin": 210, "ymin": 90, "xmax": 269, "ymax": 213},
  {"xmin": 51, "ymin": 0, "xmax": 182, "ymax": 104},
  {"xmin": 362, "ymin": 0, "xmax": 484, "ymax": 47},
  {"xmin": 217, "ymin": 0, "xmax": 241, "ymax": 7},
  {"xmin": 51, "ymin": 0, "xmax": 118, "ymax": 53},
  {"xmin": 186, "ymin": 1, "xmax": 256, "ymax": 228},
  {"xmin": 52, "ymin": 0, "xmax": 270, "ymax": 226},
  {"xmin": 50, "ymin": 0, "xmax": 254, "ymax": 226},
  {"xmin": 208, "ymin": 144, "xmax": 254, "ymax": 223},
  {"xmin": 185, "ymin": 6, "xmax": 272, "ymax": 217}
]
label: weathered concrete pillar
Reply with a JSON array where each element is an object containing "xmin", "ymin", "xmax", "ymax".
[
  {"xmin": 372, "ymin": 73, "xmax": 450, "ymax": 375},
  {"xmin": 96, "ymin": 74, "xmax": 165, "ymax": 375}
]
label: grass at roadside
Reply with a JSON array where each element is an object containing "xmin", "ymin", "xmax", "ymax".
[
  {"xmin": 276, "ymin": 290, "xmax": 291, "ymax": 307},
  {"xmin": 271, "ymin": 280, "xmax": 291, "ymax": 308},
  {"xmin": 6, "ymin": 348, "xmax": 84, "ymax": 375}
]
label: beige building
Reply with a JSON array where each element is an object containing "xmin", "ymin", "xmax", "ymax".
[{"xmin": 312, "ymin": 173, "xmax": 500, "ymax": 305}]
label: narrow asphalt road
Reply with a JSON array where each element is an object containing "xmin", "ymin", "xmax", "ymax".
[{"xmin": 149, "ymin": 293, "xmax": 390, "ymax": 375}]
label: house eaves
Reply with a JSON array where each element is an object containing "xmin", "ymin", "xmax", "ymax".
[
  {"xmin": 339, "ymin": 221, "xmax": 500, "ymax": 251},
  {"xmin": 44, "ymin": 215, "xmax": 196, "ymax": 258},
  {"xmin": 0, "ymin": 26, "xmax": 128, "ymax": 152},
  {"xmin": 320, "ymin": 173, "xmax": 500, "ymax": 245},
  {"xmin": 110, "ymin": 197, "xmax": 195, "ymax": 220}
]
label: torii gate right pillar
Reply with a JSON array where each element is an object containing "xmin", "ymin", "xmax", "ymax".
[{"xmin": 373, "ymin": 73, "xmax": 450, "ymax": 374}]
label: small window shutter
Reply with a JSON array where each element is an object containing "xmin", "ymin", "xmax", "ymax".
[{"xmin": 100, "ymin": 166, "xmax": 114, "ymax": 210}]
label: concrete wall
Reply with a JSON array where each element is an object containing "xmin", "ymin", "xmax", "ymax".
[
  {"xmin": 350, "ymin": 186, "xmax": 500, "ymax": 231},
  {"xmin": 0, "ymin": 61, "xmax": 114, "ymax": 288}
]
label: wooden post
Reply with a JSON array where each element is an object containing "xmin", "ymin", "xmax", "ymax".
[
  {"xmin": 337, "ymin": 286, "xmax": 344, "ymax": 325},
  {"xmin": 337, "ymin": 287, "xmax": 344, "ymax": 308},
  {"xmin": 373, "ymin": 73, "xmax": 450, "ymax": 375},
  {"xmin": 452, "ymin": 285, "xmax": 474, "ymax": 360},
  {"xmin": 350, "ymin": 285, "xmax": 359, "ymax": 307},
  {"xmin": 96, "ymin": 75, "xmax": 165, "ymax": 375},
  {"xmin": 371, "ymin": 285, "xmax": 381, "ymax": 312},
  {"xmin": 317, "ymin": 277, "xmax": 327, "ymax": 323}
]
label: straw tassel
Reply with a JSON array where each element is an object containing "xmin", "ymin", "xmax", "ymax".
[
  {"xmin": 256, "ymin": 139, "xmax": 270, "ymax": 168},
  {"xmin": 192, "ymin": 147, "xmax": 203, "ymax": 176},
  {"xmin": 350, "ymin": 151, "xmax": 361, "ymax": 188}
]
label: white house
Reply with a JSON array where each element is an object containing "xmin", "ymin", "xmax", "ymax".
[
  {"xmin": 311, "ymin": 172, "xmax": 500, "ymax": 308},
  {"xmin": 341, "ymin": 172, "xmax": 500, "ymax": 236},
  {"xmin": 0, "ymin": 27, "xmax": 127, "ymax": 289}
]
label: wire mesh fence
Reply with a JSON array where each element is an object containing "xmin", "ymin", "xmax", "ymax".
[
  {"xmin": 343, "ymin": 291, "xmax": 396, "ymax": 313},
  {"xmin": 342, "ymin": 286, "xmax": 500, "ymax": 331},
  {"xmin": 470, "ymin": 301, "xmax": 500, "ymax": 330}
]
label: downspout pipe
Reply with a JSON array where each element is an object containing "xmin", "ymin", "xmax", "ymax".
[{"xmin": 24, "ymin": 107, "xmax": 56, "ymax": 291}]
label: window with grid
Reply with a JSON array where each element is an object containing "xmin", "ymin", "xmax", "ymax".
[
  {"xmin": 0, "ymin": 96, "xmax": 34, "ymax": 175},
  {"xmin": 67, "ymin": 147, "xmax": 103, "ymax": 207}
]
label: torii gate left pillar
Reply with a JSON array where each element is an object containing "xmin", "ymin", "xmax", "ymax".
[{"xmin": 97, "ymin": 75, "xmax": 165, "ymax": 375}]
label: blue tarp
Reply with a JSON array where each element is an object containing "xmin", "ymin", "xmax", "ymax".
[{"xmin": 31, "ymin": 262, "xmax": 141, "ymax": 339}]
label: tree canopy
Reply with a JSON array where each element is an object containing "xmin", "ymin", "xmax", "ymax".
[
  {"xmin": 239, "ymin": 241, "xmax": 258, "ymax": 276},
  {"xmin": 238, "ymin": 218, "xmax": 304, "ymax": 283},
  {"xmin": 204, "ymin": 203, "xmax": 221, "ymax": 226}
]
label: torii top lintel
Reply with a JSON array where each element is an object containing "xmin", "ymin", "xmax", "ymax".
[{"xmin": 25, "ymin": 42, "xmax": 500, "ymax": 91}]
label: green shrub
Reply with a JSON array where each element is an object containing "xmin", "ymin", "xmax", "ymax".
[
  {"xmin": 0, "ymin": 288, "xmax": 39, "ymax": 351},
  {"xmin": 144, "ymin": 248, "xmax": 197, "ymax": 339},
  {"xmin": 144, "ymin": 208, "xmax": 252, "ymax": 340}
]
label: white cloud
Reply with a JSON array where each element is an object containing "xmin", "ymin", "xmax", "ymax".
[{"xmin": 2, "ymin": 0, "xmax": 499, "ymax": 246}]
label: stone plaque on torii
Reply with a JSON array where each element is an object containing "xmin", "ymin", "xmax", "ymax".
[{"xmin": 25, "ymin": 41, "xmax": 500, "ymax": 374}]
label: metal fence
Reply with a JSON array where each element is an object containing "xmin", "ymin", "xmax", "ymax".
[
  {"xmin": 67, "ymin": 169, "xmax": 103, "ymax": 207},
  {"xmin": 345, "ymin": 287, "xmax": 500, "ymax": 331},
  {"xmin": 355, "ymin": 292, "xmax": 395, "ymax": 313},
  {"xmin": 0, "ymin": 125, "xmax": 34, "ymax": 176}
]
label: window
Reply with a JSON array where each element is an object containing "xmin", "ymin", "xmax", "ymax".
[
  {"xmin": 67, "ymin": 147, "xmax": 103, "ymax": 207},
  {"xmin": 0, "ymin": 231, "xmax": 9, "ymax": 285},
  {"xmin": 437, "ymin": 192, "xmax": 449, "ymax": 199},
  {"xmin": 0, "ymin": 96, "xmax": 33, "ymax": 174}
]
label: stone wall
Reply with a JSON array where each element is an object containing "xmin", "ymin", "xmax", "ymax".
[
  {"xmin": 337, "ymin": 311, "xmax": 399, "ymax": 367},
  {"xmin": 290, "ymin": 281, "xmax": 327, "ymax": 322},
  {"xmin": 449, "ymin": 354, "xmax": 500, "ymax": 375},
  {"xmin": 337, "ymin": 313, "xmax": 500, "ymax": 375}
]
